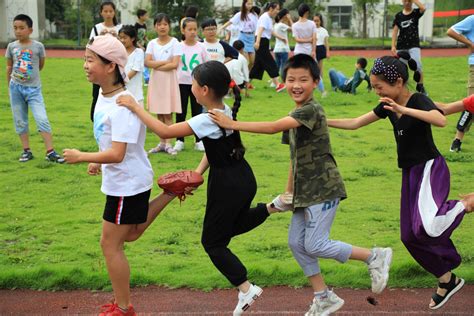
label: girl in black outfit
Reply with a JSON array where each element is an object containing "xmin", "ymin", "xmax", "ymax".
[{"xmin": 116, "ymin": 61, "xmax": 278, "ymax": 315}]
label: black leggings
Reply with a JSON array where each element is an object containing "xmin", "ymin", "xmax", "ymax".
[
  {"xmin": 456, "ymin": 110, "xmax": 472, "ymax": 133},
  {"xmin": 249, "ymin": 37, "xmax": 279, "ymax": 80},
  {"xmin": 177, "ymin": 84, "xmax": 203, "ymax": 142},
  {"xmin": 90, "ymin": 83, "xmax": 100, "ymax": 122}
]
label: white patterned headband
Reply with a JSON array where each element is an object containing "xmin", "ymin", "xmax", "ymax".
[{"xmin": 371, "ymin": 58, "xmax": 400, "ymax": 83}]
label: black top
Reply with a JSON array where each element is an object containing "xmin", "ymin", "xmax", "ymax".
[
  {"xmin": 393, "ymin": 9, "xmax": 424, "ymax": 49},
  {"xmin": 373, "ymin": 93, "xmax": 441, "ymax": 169},
  {"xmin": 134, "ymin": 22, "xmax": 147, "ymax": 31}
]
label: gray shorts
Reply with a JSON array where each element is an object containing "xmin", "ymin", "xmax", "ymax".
[{"xmin": 398, "ymin": 47, "xmax": 423, "ymax": 72}]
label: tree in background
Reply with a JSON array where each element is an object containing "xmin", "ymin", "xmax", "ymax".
[
  {"xmin": 151, "ymin": 0, "xmax": 213, "ymax": 35},
  {"xmin": 352, "ymin": 0, "xmax": 381, "ymax": 38},
  {"xmin": 45, "ymin": 0, "xmax": 66, "ymax": 37}
]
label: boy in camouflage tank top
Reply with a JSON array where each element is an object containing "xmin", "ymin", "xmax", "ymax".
[{"xmin": 209, "ymin": 54, "xmax": 392, "ymax": 316}]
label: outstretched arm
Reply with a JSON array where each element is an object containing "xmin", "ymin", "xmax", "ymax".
[
  {"xmin": 327, "ymin": 111, "xmax": 379, "ymax": 130},
  {"xmin": 434, "ymin": 100, "xmax": 466, "ymax": 116},
  {"xmin": 208, "ymin": 110, "xmax": 301, "ymax": 134},
  {"xmin": 63, "ymin": 141, "xmax": 127, "ymax": 164},
  {"xmin": 381, "ymin": 97, "xmax": 446, "ymax": 127},
  {"xmin": 116, "ymin": 95, "xmax": 194, "ymax": 139},
  {"xmin": 195, "ymin": 153, "xmax": 209, "ymax": 175}
]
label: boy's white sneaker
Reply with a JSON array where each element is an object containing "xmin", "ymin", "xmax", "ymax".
[
  {"xmin": 233, "ymin": 284, "xmax": 263, "ymax": 316},
  {"xmin": 305, "ymin": 290, "xmax": 344, "ymax": 316},
  {"xmin": 368, "ymin": 247, "xmax": 393, "ymax": 294},
  {"xmin": 271, "ymin": 192, "xmax": 294, "ymax": 212},
  {"xmin": 194, "ymin": 141, "xmax": 205, "ymax": 152},
  {"xmin": 173, "ymin": 140, "xmax": 184, "ymax": 152}
]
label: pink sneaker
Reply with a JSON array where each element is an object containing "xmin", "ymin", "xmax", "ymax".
[{"xmin": 275, "ymin": 83, "xmax": 286, "ymax": 92}]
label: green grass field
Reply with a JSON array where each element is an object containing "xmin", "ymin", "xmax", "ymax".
[{"xmin": 0, "ymin": 55, "xmax": 472, "ymax": 291}]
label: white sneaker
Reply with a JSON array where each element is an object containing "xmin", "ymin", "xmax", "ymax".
[
  {"xmin": 271, "ymin": 192, "xmax": 293, "ymax": 212},
  {"xmin": 305, "ymin": 290, "xmax": 344, "ymax": 316},
  {"xmin": 233, "ymin": 284, "xmax": 263, "ymax": 316},
  {"xmin": 194, "ymin": 141, "xmax": 205, "ymax": 151},
  {"xmin": 368, "ymin": 247, "xmax": 393, "ymax": 294},
  {"xmin": 174, "ymin": 140, "xmax": 185, "ymax": 152},
  {"xmin": 270, "ymin": 82, "xmax": 277, "ymax": 88},
  {"xmin": 321, "ymin": 91, "xmax": 328, "ymax": 98}
]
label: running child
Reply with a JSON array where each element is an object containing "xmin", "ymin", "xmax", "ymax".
[
  {"xmin": 210, "ymin": 54, "xmax": 392, "ymax": 316},
  {"xmin": 292, "ymin": 3, "xmax": 317, "ymax": 59},
  {"xmin": 313, "ymin": 13, "xmax": 329, "ymax": 97},
  {"xmin": 116, "ymin": 61, "xmax": 281, "ymax": 316},
  {"xmin": 250, "ymin": 2, "xmax": 285, "ymax": 92},
  {"xmin": 391, "ymin": 0, "xmax": 426, "ymax": 94},
  {"xmin": 89, "ymin": 1, "xmax": 122, "ymax": 121},
  {"xmin": 175, "ymin": 17, "xmax": 209, "ymax": 152},
  {"xmin": 328, "ymin": 55, "xmax": 471, "ymax": 310},
  {"xmin": 6, "ymin": 14, "xmax": 64, "ymax": 163},
  {"xmin": 119, "ymin": 25, "xmax": 145, "ymax": 106},
  {"xmin": 221, "ymin": 0, "xmax": 259, "ymax": 69},
  {"xmin": 146, "ymin": 13, "xmax": 182, "ymax": 155},
  {"xmin": 63, "ymin": 34, "xmax": 176, "ymax": 316},
  {"xmin": 273, "ymin": 9, "xmax": 292, "ymax": 79}
]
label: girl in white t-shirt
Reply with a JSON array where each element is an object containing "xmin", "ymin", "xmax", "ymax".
[
  {"xmin": 292, "ymin": 3, "xmax": 316, "ymax": 58},
  {"xmin": 146, "ymin": 13, "xmax": 182, "ymax": 155},
  {"xmin": 221, "ymin": 0, "xmax": 259, "ymax": 69},
  {"xmin": 175, "ymin": 18, "xmax": 209, "ymax": 152},
  {"xmin": 116, "ymin": 61, "xmax": 279, "ymax": 315},
  {"xmin": 88, "ymin": 1, "xmax": 123, "ymax": 122},
  {"xmin": 119, "ymin": 25, "xmax": 145, "ymax": 106},
  {"xmin": 64, "ymin": 34, "xmax": 175, "ymax": 316},
  {"xmin": 273, "ymin": 9, "xmax": 293, "ymax": 78},
  {"xmin": 314, "ymin": 13, "xmax": 330, "ymax": 96}
]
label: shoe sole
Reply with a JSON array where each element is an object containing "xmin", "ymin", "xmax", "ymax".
[
  {"xmin": 233, "ymin": 287, "xmax": 263, "ymax": 315},
  {"xmin": 429, "ymin": 278, "xmax": 465, "ymax": 310},
  {"xmin": 322, "ymin": 298, "xmax": 345, "ymax": 316},
  {"xmin": 372, "ymin": 248, "xmax": 393, "ymax": 294}
]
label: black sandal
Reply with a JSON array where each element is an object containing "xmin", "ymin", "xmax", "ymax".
[{"xmin": 429, "ymin": 273, "xmax": 465, "ymax": 310}]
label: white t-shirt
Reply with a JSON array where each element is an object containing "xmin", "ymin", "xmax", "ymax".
[
  {"xmin": 273, "ymin": 22, "xmax": 290, "ymax": 53},
  {"xmin": 89, "ymin": 23, "xmax": 122, "ymax": 39},
  {"xmin": 230, "ymin": 12, "xmax": 258, "ymax": 33},
  {"xmin": 227, "ymin": 24, "xmax": 240, "ymax": 46},
  {"xmin": 178, "ymin": 41, "xmax": 209, "ymax": 85},
  {"xmin": 93, "ymin": 91, "xmax": 153, "ymax": 196},
  {"xmin": 187, "ymin": 105, "xmax": 233, "ymax": 139},
  {"xmin": 203, "ymin": 40, "xmax": 226, "ymax": 63},
  {"xmin": 145, "ymin": 37, "xmax": 182, "ymax": 61},
  {"xmin": 293, "ymin": 20, "xmax": 316, "ymax": 56},
  {"xmin": 225, "ymin": 53, "xmax": 249, "ymax": 85},
  {"xmin": 125, "ymin": 48, "xmax": 144, "ymax": 102},
  {"xmin": 256, "ymin": 12, "xmax": 273, "ymax": 39},
  {"xmin": 316, "ymin": 26, "xmax": 329, "ymax": 46}
]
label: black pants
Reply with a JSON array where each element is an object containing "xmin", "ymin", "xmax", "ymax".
[
  {"xmin": 249, "ymin": 38, "xmax": 279, "ymax": 80},
  {"xmin": 90, "ymin": 83, "xmax": 100, "ymax": 122},
  {"xmin": 231, "ymin": 84, "xmax": 241, "ymax": 119},
  {"xmin": 177, "ymin": 84, "xmax": 203, "ymax": 142},
  {"xmin": 201, "ymin": 202, "xmax": 269, "ymax": 286}
]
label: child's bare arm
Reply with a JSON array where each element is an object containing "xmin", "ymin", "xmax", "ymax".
[
  {"xmin": 434, "ymin": 100, "xmax": 466, "ymax": 116},
  {"xmin": 157, "ymin": 55, "xmax": 180, "ymax": 71},
  {"xmin": 327, "ymin": 111, "xmax": 379, "ymax": 130},
  {"xmin": 39, "ymin": 57, "xmax": 45, "ymax": 71},
  {"xmin": 285, "ymin": 162, "xmax": 294, "ymax": 193},
  {"xmin": 381, "ymin": 97, "xmax": 446, "ymax": 127},
  {"xmin": 209, "ymin": 110, "xmax": 300, "ymax": 134},
  {"xmin": 413, "ymin": 0, "xmax": 426, "ymax": 13},
  {"xmin": 195, "ymin": 153, "xmax": 209, "ymax": 175},
  {"xmin": 6, "ymin": 58, "xmax": 12, "ymax": 87},
  {"xmin": 391, "ymin": 25, "xmax": 399, "ymax": 55},
  {"xmin": 116, "ymin": 94, "xmax": 194, "ymax": 138},
  {"xmin": 63, "ymin": 141, "xmax": 127, "ymax": 164}
]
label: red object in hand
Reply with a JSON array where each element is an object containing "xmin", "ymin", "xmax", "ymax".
[{"xmin": 157, "ymin": 170, "xmax": 204, "ymax": 201}]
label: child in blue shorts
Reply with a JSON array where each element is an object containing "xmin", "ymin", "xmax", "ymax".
[{"xmin": 6, "ymin": 14, "xmax": 64, "ymax": 163}]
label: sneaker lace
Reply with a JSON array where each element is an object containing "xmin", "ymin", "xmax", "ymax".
[{"xmin": 100, "ymin": 303, "xmax": 117, "ymax": 313}]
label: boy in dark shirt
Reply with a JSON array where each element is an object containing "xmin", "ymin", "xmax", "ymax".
[
  {"xmin": 328, "ymin": 57, "xmax": 371, "ymax": 94},
  {"xmin": 391, "ymin": 0, "xmax": 426, "ymax": 94}
]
